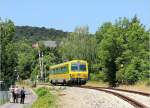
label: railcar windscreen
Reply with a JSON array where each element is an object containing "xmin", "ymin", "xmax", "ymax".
[
  {"xmin": 71, "ymin": 64, "xmax": 78, "ymax": 71},
  {"xmin": 71, "ymin": 63, "xmax": 86, "ymax": 71},
  {"xmin": 79, "ymin": 64, "xmax": 86, "ymax": 71}
]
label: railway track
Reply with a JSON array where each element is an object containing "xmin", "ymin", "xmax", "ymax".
[
  {"xmin": 79, "ymin": 86, "xmax": 149, "ymax": 108},
  {"xmin": 83, "ymin": 86, "xmax": 150, "ymax": 96},
  {"xmin": 37, "ymin": 83, "xmax": 149, "ymax": 108}
]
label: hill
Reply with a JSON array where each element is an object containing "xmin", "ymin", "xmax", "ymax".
[{"xmin": 13, "ymin": 26, "xmax": 68, "ymax": 42}]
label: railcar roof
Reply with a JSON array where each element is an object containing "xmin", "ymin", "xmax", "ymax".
[{"xmin": 49, "ymin": 60, "xmax": 87, "ymax": 69}]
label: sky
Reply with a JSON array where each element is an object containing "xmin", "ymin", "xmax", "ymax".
[{"xmin": 0, "ymin": 0, "xmax": 150, "ymax": 33}]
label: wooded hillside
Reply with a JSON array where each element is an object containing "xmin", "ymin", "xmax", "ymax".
[{"xmin": 13, "ymin": 26, "xmax": 68, "ymax": 42}]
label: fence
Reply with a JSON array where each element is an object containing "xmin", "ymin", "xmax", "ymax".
[
  {"xmin": 0, "ymin": 81, "xmax": 10, "ymax": 105},
  {"xmin": 0, "ymin": 91, "xmax": 9, "ymax": 105}
]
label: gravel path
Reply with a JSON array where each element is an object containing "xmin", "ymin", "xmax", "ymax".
[
  {"xmin": 104, "ymin": 89, "xmax": 150, "ymax": 107},
  {"xmin": 0, "ymin": 89, "xmax": 37, "ymax": 108},
  {"xmin": 57, "ymin": 87, "xmax": 135, "ymax": 108}
]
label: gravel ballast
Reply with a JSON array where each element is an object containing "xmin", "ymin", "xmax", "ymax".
[
  {"xmin": 58, "ymin": 87, "xmax": 135, "ymax": 108},
  {"xmin": 104, "ymin": 89, "xmax": 150, "ymax": 107}
]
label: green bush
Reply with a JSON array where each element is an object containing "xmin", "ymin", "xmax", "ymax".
[
  {"xmin": 90, "ymin": 72, "xmax": 107, "ymax": 81},
  {"xmin": 32, "ymin": 87, "xmax": 56, "ymax": 108},
  {"xmin": 36, "ymin": 87, "xmax": 49, "ymax": 97}
]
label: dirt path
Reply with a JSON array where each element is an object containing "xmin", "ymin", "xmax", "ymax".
[{"xmin": 0, "ymin": 89, "xmax": 37, "ymax": 108}]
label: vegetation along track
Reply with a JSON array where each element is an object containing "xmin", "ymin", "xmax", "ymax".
[
  {"xmin": 84, "ymin": 86, "xmax": 150, "ymax": 96},
  {"xmin": 79, "ymin": 86, "xmax": 149, "ymax": 108}
]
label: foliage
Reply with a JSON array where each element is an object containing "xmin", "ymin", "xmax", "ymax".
[
  {"xmin": 115, "ymin": 16, "xmax": 150, "ymax": 84},
  {"xmin": 96, "ymin": 22, "xmax": 122, "ymax": 85},
  {"xmin": 96, "ymin": 16, "xmax": 150, "ymax": 85},
  {"xmin": 14, "ymin": 26, "xmax": 68, "ymax": 43},
  {"xmin": 12, "ymin": 39, "xmax": 36, "ymax": 80},
  {"xmin": 31, "ymin": 42, "xmax": 62, "ymax": 82},
  {"xmin": 32, "ymin": 87, "xmax": 56, "ymax": 108},
  {"xmin": 59, "ymin": 26, "xmax": 97, "ymax": 71},
  {"xmin": 0, "ymin": 19, "xmax": 17, "ymax": 85},
  {"xmin": 30, "ymin": 65, "xmax": 39, "ymax": 82},
  {"xmin": 90, "ymin": 72, "xmax": 107, "ymax": 81},
  {"xmin": 36, "ymin": 87, "xmax": 49, "ymax": 96}
]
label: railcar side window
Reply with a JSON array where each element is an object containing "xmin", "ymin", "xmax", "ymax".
[
  {"xmin": 79, "ymin": 64, "xmax": 86, "ymax": 71},
  {"xmin": 61, "ymin": 67, "xmax": 67, "ymax": 73},
  {"xmin": 49, "ymin": 70, "xmax": 52, "ymax": 74},
  {"xmin": 71, "ymin": 64, "xmax": 78, "ymax": 71}
]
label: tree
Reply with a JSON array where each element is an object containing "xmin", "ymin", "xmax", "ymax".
[
  {"xmin": 115, "ymin": 16, "xmax": 150, "ymax": 84},
  {"xmin": 96, "ymin": 22, "xmax": 123, "ymax": 86},
  {"xmin": 14, "ymin": 26, "xmax": 68, "ymax": 42},
  {"xmin": 96, "ymin": 16, "xmax": 150, "ymax": 85},
  {"xmin": 13, "ymin": 40, "xmax": 36, "ymax": 79},
  {"xmin": 31, "ymin": 41, "xmax": 61, "ymax": 82},
  {"xmin": 59, "ymin": 26, "xmax": 97, "ymax": 70},
  {"xmin": 0, "ymin": 19, "xmax": 17, "ymax": 85}
]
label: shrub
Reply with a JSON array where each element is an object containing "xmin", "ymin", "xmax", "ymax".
[
  {"xmin": 32, "ymin": 87, "xmax": 56, "ymax": 108},
  {"xmin": 90, "ymin": 71, "xmax": 107, "ymax": 81},
  {"xmin": 36, "ymin": 87, "xmax": 49, "ymax": 97}
]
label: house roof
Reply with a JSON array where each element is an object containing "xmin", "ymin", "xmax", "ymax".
[{"xmin": 43, "ymin": 41, "xmax": 57, "ymax": 48}]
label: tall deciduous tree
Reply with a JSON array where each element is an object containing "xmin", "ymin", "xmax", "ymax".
[
  {"xmin": 115, "ymin": 16, "xmax": 150, "ymax": 84},
  {"xmin": 96, "ymin": 16, "xmax": 150, "ymax": 85},
  {"xmin": 0, "ymin": 19, "xmax": 17, "ymax": 85},
  {"xmin": 13, "ymin": 40, "xmax": 36, "ymax": 79},
  {"xmin": 59, "ymin": 26, "xmax": 97, "ymax": 69},
  {"xmin": 96, "ymin": 22, "xmax": 123, "ymax": 86}
]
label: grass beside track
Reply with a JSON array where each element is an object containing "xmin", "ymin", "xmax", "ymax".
[
  {"xmin": 86, "ymin": 81, "xmax": 109, "ymax": 87},
  {"xmin": 117, "ymin": 81, "xmax": 150, "ymax": 93},
  {"xmin": 86, "ymin": 80, "xmax": 150, "ymax": 92},
  {"xmin": 32, "ymin": 87, "xmax": 57, "ymax": 108}
]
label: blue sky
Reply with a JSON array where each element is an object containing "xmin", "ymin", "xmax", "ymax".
[{"xmin": 0, "ymin": 0, "xmax": 150, "ymax": 33}]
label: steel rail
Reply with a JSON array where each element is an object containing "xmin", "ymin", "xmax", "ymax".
[
  {"xmin": 83, "ymin": 86, "xmax": 150, "ymax": 96},
  {"xmin": 79, "ymin": 86, "xmax": 149, "ymax": 108}
]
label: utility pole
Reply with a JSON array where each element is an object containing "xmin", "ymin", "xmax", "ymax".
[
  {"xmin": 41, "ymin": 52, "xmax": 44, "ymax": 80},
  {"xmin": 39, "ymin": 50, "xmax": 44, "ymax": 80}
]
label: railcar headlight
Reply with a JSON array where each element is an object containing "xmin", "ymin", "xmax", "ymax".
[
  {"xmin": 84, "ymin": 74, "xmax": 87, "ymax": 77},
  {"xmin": 77, "ymin": 73, "xmax": 80, "ymax": 76}
]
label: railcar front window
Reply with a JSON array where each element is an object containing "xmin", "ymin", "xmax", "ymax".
[
  {"xmin": 71, "ymin": 64, "xmax": 78, "ymax": 71},
  {"xmin": 79, "ymin": 64, "xmax": 86, "ymax": 71}
]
